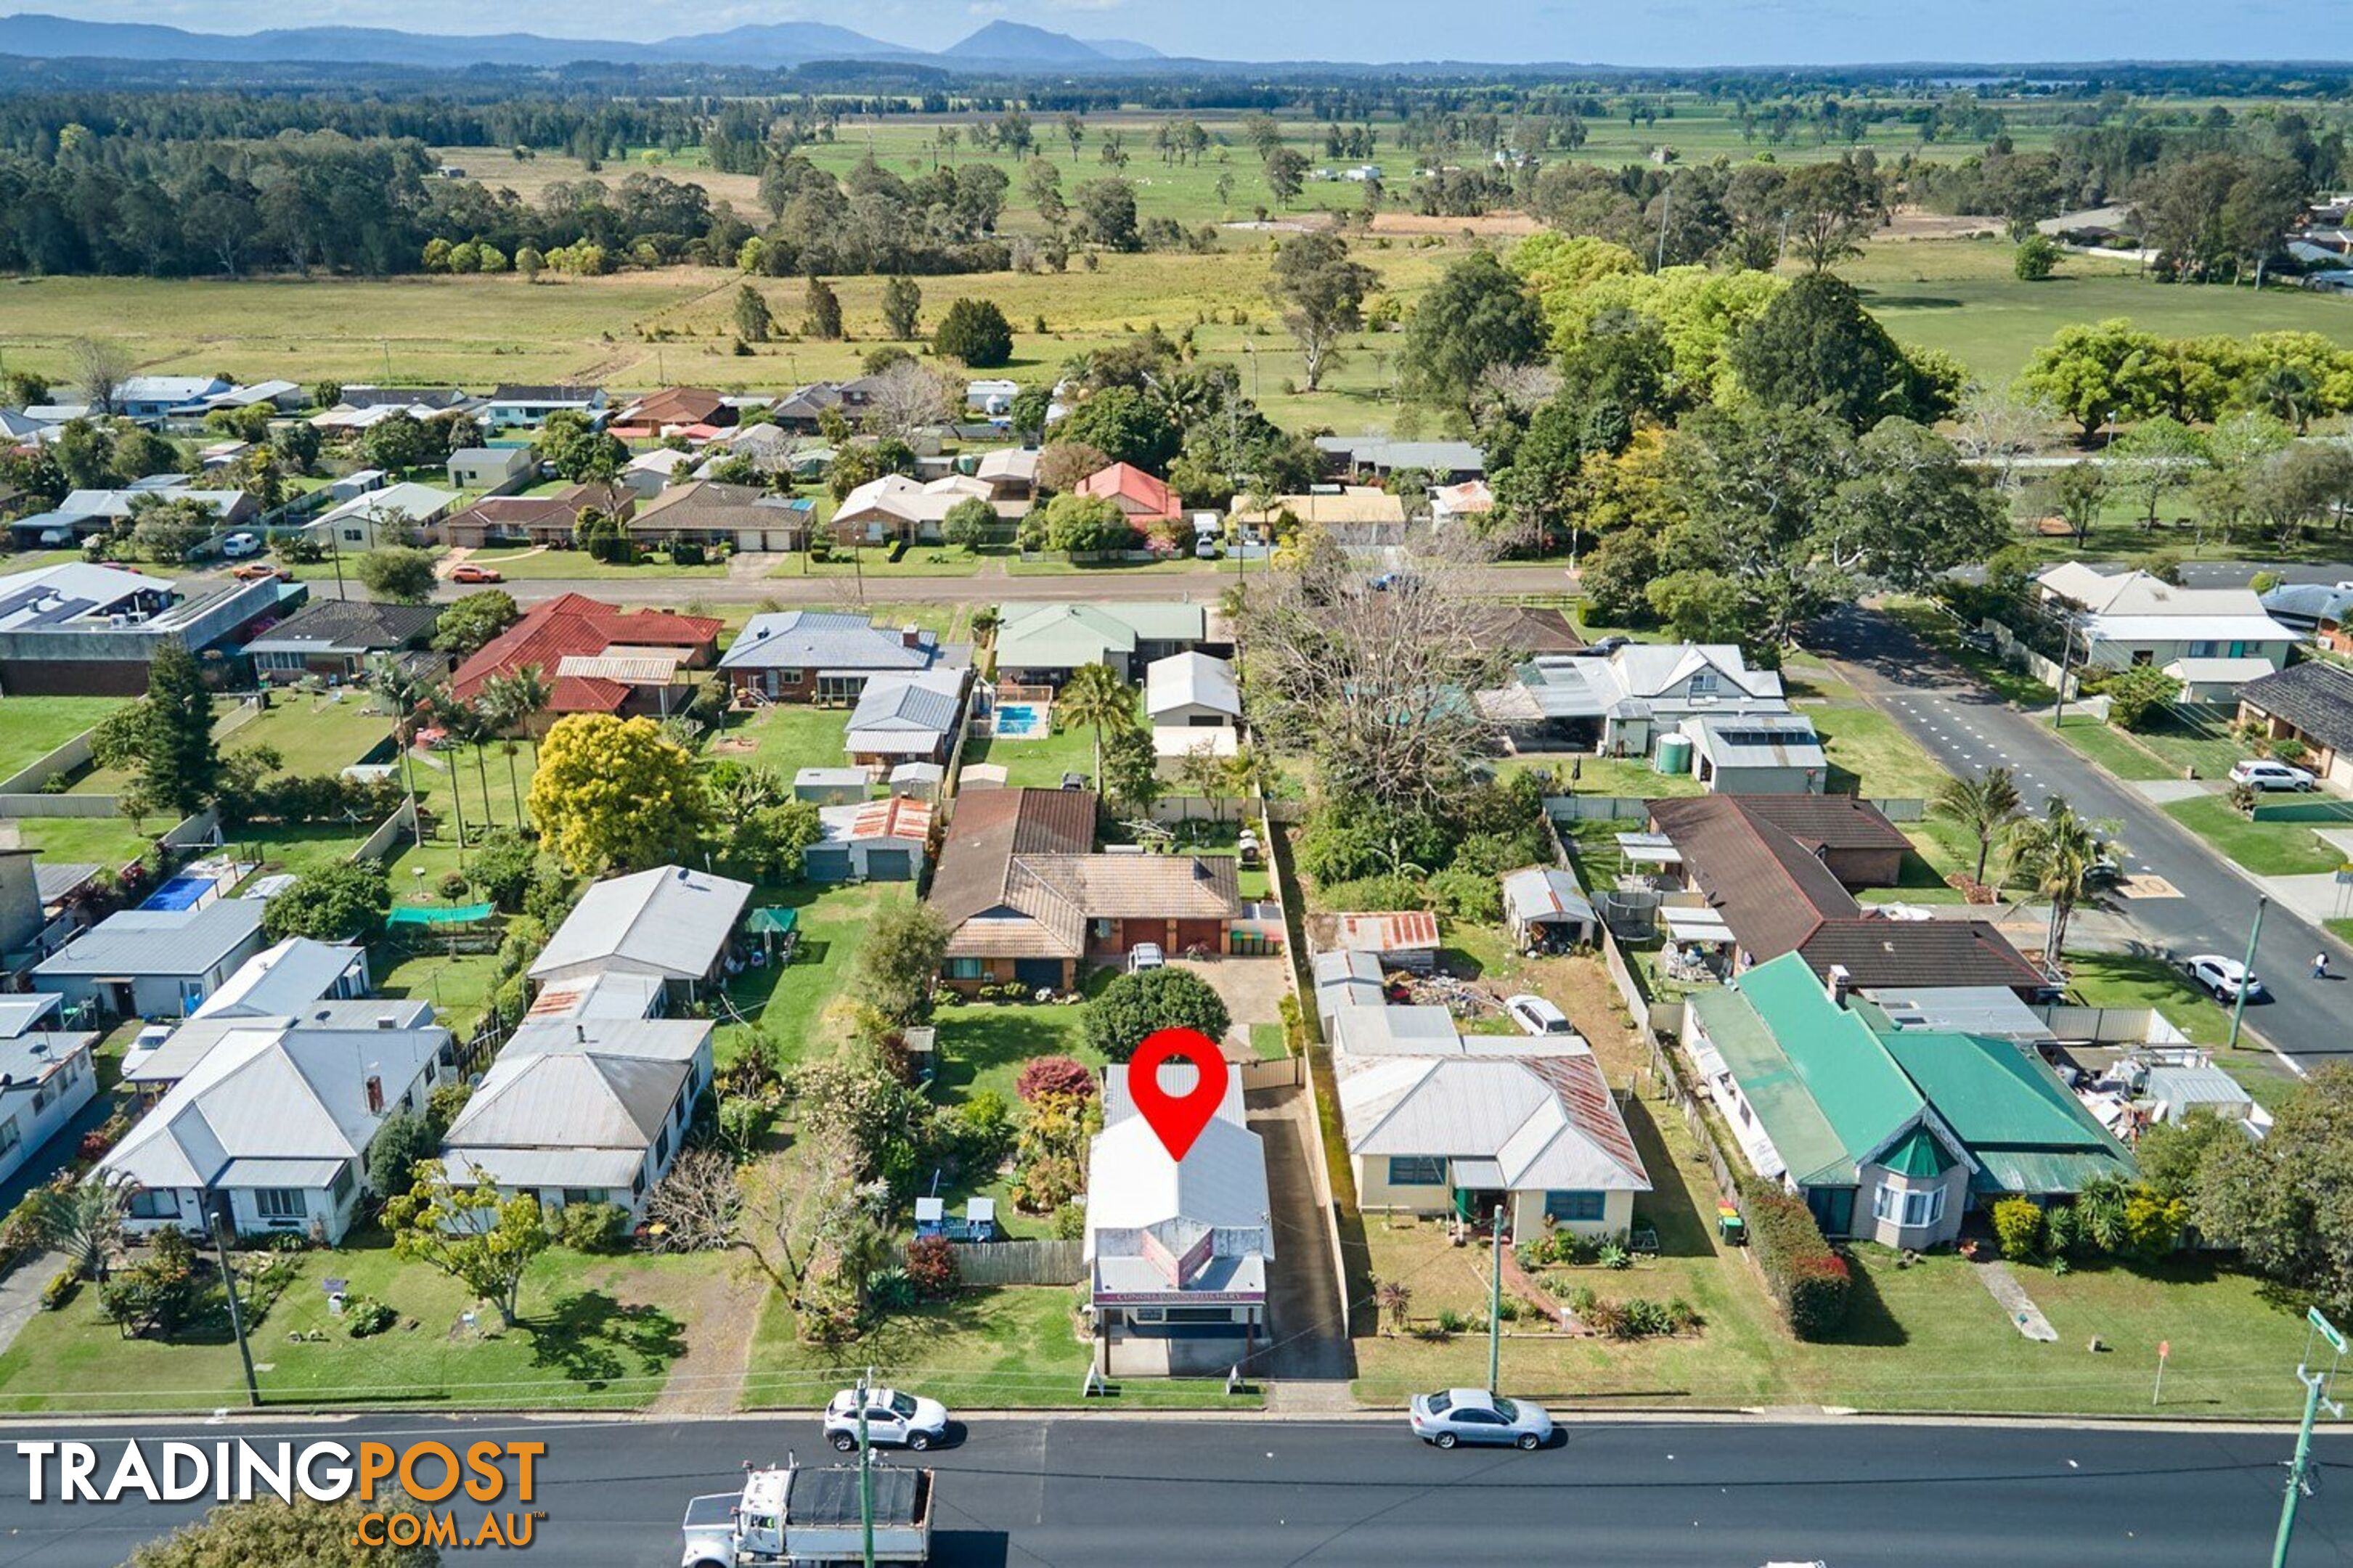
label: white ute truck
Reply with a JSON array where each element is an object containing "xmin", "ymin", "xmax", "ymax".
[{"xmin": 681, "ymin": 1461, "xmax": 934, "ymax": 1567}]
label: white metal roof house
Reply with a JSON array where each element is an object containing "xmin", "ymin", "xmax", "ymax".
[
  {"xmin": 32, "ymin": 902, "xmax": 269, "ymax": 1021},
  {"xmin": 1475, "ymin": 644, "xmax": 1790, "ymax": 757},
  {"xmin": 1310, "ymin": 950, "xmax": 1387, "ymax": 1030},
  {"xmin": 122, "ymin": 998, "xmax": 436, "ymax": 1095},
  {"xmin": 439, "ymin": 1018, "xmax": 713, "ymax": 1217},
  {"xmin": 2034, "ymin": 563, "xmax": 2299, "ymax": 675},
  {"xmin": 101, "ymin": 1012, "xmax": 451, "ymax": 1242},
  {"xmin": 1339, "ymin": 1050, "xmax": 1649, "ymax": 1239},
  {"xmin": 1145, "ymin": 652, "xmax": 1241, "ymax": 727},
  {"xmin": 188, "ymin": 937, "xmax": 370, "ymax": 1021},
  {"xmin": 528, "ymin": 865, "xmax": 751, "ymax": 1001},
  {"xmin": 446, "ymin": 446, "xmax": 534, "ymax": 489},
  {"xmin": 0, "ymin": 1029, "xmax": 98, "ymax": 1188},
  {"xmin": 298, "ymin": 482, "xmax": 460, "ymax": 553},
  {"xmin": 1085, "ymin": 1063, "xmax": 1271, "ymax": 1377}
]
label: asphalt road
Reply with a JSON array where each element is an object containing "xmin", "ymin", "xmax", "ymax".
[
  {"xmin": 2176, "ymin": 562, "xmax": 2352, "ymax": 590},
  {"xmin": 0, "ymin": 1413, "xmax": 2342, "ymax": 1567},
  {"xmin": 277, "ymin": 561, "xmax": 1581, "ymax": 608},
  {"xmin": 1814, "ymin": 605, "xmax": 2351, "ymax": 1066}
]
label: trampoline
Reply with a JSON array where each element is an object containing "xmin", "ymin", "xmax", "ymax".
[{"xmin": 387, "ymin": 902, "xmax": 495, "ymax": 927}]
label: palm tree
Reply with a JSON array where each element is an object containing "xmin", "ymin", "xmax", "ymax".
[
  {"xmin": 474, "ymin": 687, "xmax": 527, "ymax": 821},
  {"xmin": 34, "ymin": 1175, "xmax": 131, "ymax": 1283},
  {"xmin": 371, "ymin": 655, "xmax": 436, "ymax": 846},
  {"xmin": 492, "ymin": 663, "xmax": 552, "ymax": 767},
  {"xmin": 1931, "ymin": 765, "xmax": 2025, "ymax": 886},
  {"xmin": 2252, "ymin": 363, "xmax": 2318, "ymax": 433},
  {"xmin": 711, "ymin": 762, "xmax": 788, "ymax": 826},
  {"xmin": 2005, "ymin": 795, "xmax": 2114, "ymax": 963},
  {"xmin": 1054, "ymin": 662, "xmax": 1138, "ymax": 793}
]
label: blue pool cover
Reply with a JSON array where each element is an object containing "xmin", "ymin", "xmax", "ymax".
[{"xmin": 140, "ymin": 875, "xmax": 214, "ymax": 912}]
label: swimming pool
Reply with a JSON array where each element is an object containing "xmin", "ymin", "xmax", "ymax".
[
  {"xmin": 994, "ymin": 702, "xmax": 1051, "ymax": 740},
  {"xmin": 142, "ymin": 875, "xmax": 217, "ymax": 912}
]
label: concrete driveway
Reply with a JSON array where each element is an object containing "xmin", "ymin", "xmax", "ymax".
[{"xmin": 1171, "ymin": 955, "xmax": 1292, "ymax": 1058}]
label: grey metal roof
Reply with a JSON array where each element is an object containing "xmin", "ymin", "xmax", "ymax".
[
  {"xmin": 1500, "ymin": 865, "xmax": 1597, "ymax": 928},
  {"xmin": 240, "ymin": 599, "xmax": 441, "ymax": 656},
  {"xmin": 846, "ymin": 669, "xmax": 965, "ymax": 735},
  {"xmin": 1329, "ymin": 1004, "xmax": 1465, "ymax": 1058},
  {"xmin": 718, "ymin": 611, "xmax": 941, "ymax": 673},
  {"xmin": 1687, "ymin": 714, "xmax": 1827, "ymax": 770},
  {"xmin": 0, "ymin": 995, "xmax": 61, "ymax": 1037},
  {"xmin": 442, "ymin": 1018, "xmax": 710, "ymax": 1156},
  {"xmin": 528, "ymin": 865, "xmax": 751, "ymax": 983},
  {"xmin": 189, "ymin": 939, "xmax": 367, "ymax": 1020},
  {"xmin": 35, "ymin": 902, "xmax": 265, "ymax": 979}
]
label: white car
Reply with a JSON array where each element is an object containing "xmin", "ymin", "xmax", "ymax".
[
  {"xmin": 220, "ymin": 532, "xmax": 261, "ymax": 559},
  {"xmin": 822, "ymin": 1387, "xmax": 949, "ymax": 1452},
  {"xmin": 1408, "ymin": 1387, "xmax": 1554, "ymax": 1450},
  {"xmin": 2230, "ymin": 759, "xmax": 2317, "ymax": 792},
  {"xmin": 1503, "ymin": 993, "xmax": 1575, "ymax": 1036},
  {"xmin": 1127, "ymin": 942, "xmax": 1165, "ymax": 974},
  {"xmin": 2185, "ymin": 953, "xmax": 2265, "ymax": 1003}
]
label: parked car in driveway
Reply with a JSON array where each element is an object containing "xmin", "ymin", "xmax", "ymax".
[
  {"xmin": 2230, "ymin": 759, "xmax": 2317, "ymax": 792},
  {"xmin": 221, "ymin": 531, "xmax": 261, "ymax": 558},
  {"xmin": 1503, "ymin": 993, "xmax": 1575, "ymax": 1037},
  {"xmin": 1408, "ymin": 1388, "xmax": 1553, "ymax": 1450},
  {"xmin": 2185, "ymin": 953, "xmax": 2265, "ymax": 1003},
  {"xmin": 823, "ymin": 1387, "xmax": 948, "ymax": 1452},
  {"xmin": 1127, "ymin": 942, "xmax": 1165, "ymax": 974},
  {"xmin": 448, "ymin": 563, "xmax": 503, "ymax": 584}
]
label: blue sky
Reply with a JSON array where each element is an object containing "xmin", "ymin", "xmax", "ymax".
[{"xmin": 30, "ymin": 0, "xmax": 2353, "ymax": 63}]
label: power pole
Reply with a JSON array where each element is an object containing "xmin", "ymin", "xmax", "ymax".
[
  {"xmin": 1487, "ymin": 1202, "xmax": 1504, "ymax": 1395},
  {"xmin": 211, "ymin": 1206, "xmax": 260, "ymax": 1408},
  {"xmin": 2272, "ymin": 1308, "xmax": 2344, "ymax": 1568},
  {"xmin": 2050, "ymin": 614, "xmax": 2076, "ymax": 730},
  {"xmin": 2229, "ymin": 894, "xmax": 2268, "ymax": 1053},
  {"xmin": 857, "ymin": 1365, "xmax": 875, "ymax": 1568}
]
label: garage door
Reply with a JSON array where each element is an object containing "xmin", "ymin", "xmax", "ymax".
[
  {"xmin": 803, "ymin": 847, "xmax": 852, "ymax": 883},
  {"xmin": 1175, "ymin": 919, "xmax": 1225, "ymax": 953},
  {"xmin": 865, "ymin": 849, "xmax": 913, "ymax": 881}
]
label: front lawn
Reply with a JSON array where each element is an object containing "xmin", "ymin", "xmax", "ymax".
[
  {"xmin": 742, "ymin": 1284, "xmax": 1261, "ymax": 1411},
  {"xmin": 0, "ymin": 695, "xmax": 125, "ymax": 780},
  {"xmin": 2061, "ymin": 952, "xmax": 2232, "ymax": 1050},
  {"xmin": 1810, "ymin": 702, "xmax": 1954, "ymax": 801},
  {"xmin": 2163, "ymin": 794, "xmax": 2348, "ymax": 878},
  {"xmin": 462, "ymin": 545, "xmax": 727, "ymax": 579},
  {"xmin": 2050, "ymin": 713, "xmax": 2176, "ymax": 783},
  {"xmin": 0, "ymin": 1237, "xmax": 699, "ymax": 1413}
]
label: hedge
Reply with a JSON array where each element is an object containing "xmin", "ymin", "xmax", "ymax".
[{"xmin": 1737, "ymin": 1176, "xmax": 1851, "ymax": 1340}]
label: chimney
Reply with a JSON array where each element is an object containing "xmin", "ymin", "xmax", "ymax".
[
  {"xmin": 364, "ymin": 1075, "xmax": 384, "ymax": 1115},
  {"xmin": 1824, "ymin": 964, "xmax": 1852, "ymax": 1009},
  {"xmin": 576, "ymin": 1024, "xmax": 587, "ymax": 1044},
  {"xmin": 901, "ymin": 624, "xmax": 923, "ymax": 648},
  {"xmin": 375, "ymin": 1013, "xmax": 399, "ymax": 1029}
]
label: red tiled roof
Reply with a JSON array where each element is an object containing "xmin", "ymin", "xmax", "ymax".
[
  {"xmin": 1076, "ymin": 462, "xmax": 1180, "ymax": 521},
  {"xmin": 452, "ymin": 592, "xmax": 722, "ymax": 706}
]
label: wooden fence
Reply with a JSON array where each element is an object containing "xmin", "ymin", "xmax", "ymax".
[
  {"xmin": 1238, "ymin": 1056, "xmax": 1304, "ymax": 1092},
  {"xmin": 917, "ymin": 1238, "xmax": 1085, "ymax": 1287}
]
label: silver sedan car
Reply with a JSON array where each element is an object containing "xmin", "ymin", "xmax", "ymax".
[{"xmin": 1408, "ymin": 1387, "xmax": 1554, "ymax": 1450}]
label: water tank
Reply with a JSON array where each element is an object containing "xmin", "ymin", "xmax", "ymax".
[{"xmin": 1652, "ymin": 732, "xmax": 1694, "ymax": 775}]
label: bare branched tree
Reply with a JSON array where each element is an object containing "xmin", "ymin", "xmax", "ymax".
[
  {"xmin": 1952, "ymin": 381, "xmax": 2055, "ymax": 495},
  {"xmin": 70, "ymin": 337, "xmax": 132, "ymax": 417},
  {"xmin": 641, "ymin": 1146, "xmax": 743, "ymax": 1254},
  {"xmin": 862, "ymin": 359, "xmax": 958, "ymax": 442},
  {"xmin": 1472, "ymin": 362, "xmax": 1563, "ymax": 424},
  {"xmin": 1236, "ymin": 528, "xmax": 1513, "ymax": 812}
]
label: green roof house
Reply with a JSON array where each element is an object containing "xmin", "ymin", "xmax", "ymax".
[
  {"xmin": 993, "ymin": 601, "xmax": 1207, "ymax": 684},
  {"xmin": 1683, "ymin": 952, "xmax": 2132, "ymax": 1245}
]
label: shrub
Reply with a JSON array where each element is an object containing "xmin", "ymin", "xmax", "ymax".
[
  {"xmin": 2123, "ymin": 1187, "xmax": 2187, "ymax": 1260},
  {"xmin": 1433, "ymin": 1307, "xmax": 1467, "ymax": 1336},
  {"xmin": 343, "ymin": 1295, "xmax": 396, "ymax": 1337},
  {"xmin": 1737, "ymin": 1177, "xmax": 1851, "ymax": 1339},
  {"xmin": 1427, "ymin": 866, "xmax": 1501, "ymax": 923},
  {"xmin": 866, "ymin": 1266, "xmax": 916, "ymax": 1310},
  {"xmin": 1580, "ymin": 1299, "xmax": 1625, "ymax": 1337},
  {"xmin": 1052, "ymin": 1200, "xmax": 1087, "ymax": 1241},
  {"xmin": 556, "ymin": 1201, "xmax": 629, "ymax": 1254},
  {"xmin": 1082, "ymin": 967, "xmax": 1231, "ymax": 1064},
  {"xmin": 1615, "ymin": 1297, "xmax": 1673, "ymax": 1339},
  {"xmin": 1016, "ymin": 1055, "xmax": 1096, "ymax": 1104},
  {"xmin": 904, "ymin": 1233, "xmax": 958, "ymax": 1297},
  {"xmin": 1567, "ymin": 1286, "xmax": 1597, "ymax": 1315},
  {"xmin": 953, "ymin": 1090, "xmax": 1015, "ymax": 1166},
  {"xmin": 1991, "ymin": 1197, "xmax": 2045, "ymax": 1261},
  {"xmin": 2044, "ymin": 1201, "xmax": 2081, "ymax": 1257},
  {"xmin": 40, "ymin": 1269, "xmax": 78, "ymax": 1312},
  {"xmin": 1596, "ymin": 1242, "xmax": 1631, "ymax": 1270},
  {"xmin": 717, "ymin": 1096, "xmax": 774, "ymax": 1159}
]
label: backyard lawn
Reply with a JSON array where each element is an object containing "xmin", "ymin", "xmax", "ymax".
[
  {"xmin": 2, "ymin": 814, "xmax": 158, "ymax": 871},
  {"xmin": 0, "ymin": 1237, "xmax": 702, "ymax": 1413},
  {"xmin": 2162, "ymin": 794, "xmax": 2348, "ymax": 878},
  {"xmin": 962, "ymin": 722, "xmax": 1097, "ymax": 790},
  {"xmin": 712, "ymin": 880, "xmax": 912, "ymax": 1066},
  {"xmin": 0, "ymin": 695, "xmax": 124, "ymax": 780},
  {"xmin": 706, "ymin": 705, "xmax": 855, "ymax": 783},
  {"xmin": 742, "ymin": 1284, "xmax": 1260, "ymax": 1412}
]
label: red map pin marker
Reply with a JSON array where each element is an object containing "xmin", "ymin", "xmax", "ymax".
[{"xmin": 1125, "ymin": 1026, "xmax": 1230, "ymax": 1162}]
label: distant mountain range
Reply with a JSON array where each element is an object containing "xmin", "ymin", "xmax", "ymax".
[{"xmin": 0, "ymin": 11, "xmax": 1171, "ymax": 70}]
